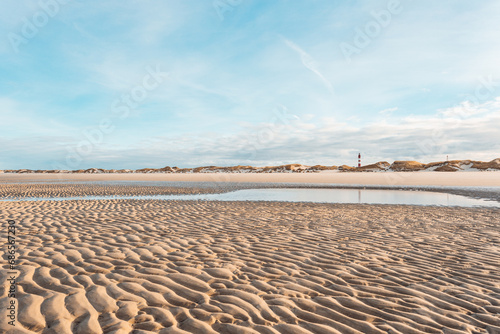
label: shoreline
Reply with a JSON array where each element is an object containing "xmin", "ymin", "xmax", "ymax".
[{"xmin": 2, "ymin": 172, "xmax": 500, "ymax": 203}]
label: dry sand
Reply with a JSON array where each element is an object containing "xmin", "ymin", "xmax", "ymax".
[
  {"xmin": 1, "ymin": 181, "xmax": 500, "ymax": 333},
  {"xmin": 1, "ymin": 171, "xmax": 500, "ymax": 187}
]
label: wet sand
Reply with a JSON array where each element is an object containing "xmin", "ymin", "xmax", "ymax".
[{"xmin": 1, "ymin": 181, "xmax": 500, "ymax": 333}]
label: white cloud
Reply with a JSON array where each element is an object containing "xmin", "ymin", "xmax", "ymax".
[
  {"xmin": 439, "ymin": 97, "xmax": 500, "ymax": 119},
  {"xmin": 8, "ymin": 96, "xmax": 495, "ymax": 170},
  {"xmin": 379, "ymin": 107, "xmax": 398, "ymax": 115}
]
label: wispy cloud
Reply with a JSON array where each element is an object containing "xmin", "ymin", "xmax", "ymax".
[
  {"xmin": 379, "ymin": 107, "xmax": 398, "ymax": 115},
  {"xmin": 283, "ymin": 38, "xmax": 334, "ymax": 94}
]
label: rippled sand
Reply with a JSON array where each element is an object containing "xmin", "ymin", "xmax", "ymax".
[
  {"xmin": 0, "ymin": 183, "xmax": 224, "ymax": 199},
  {"xmin": 1, "ymin": 185, "xmax": 500, "ymax": 333}
]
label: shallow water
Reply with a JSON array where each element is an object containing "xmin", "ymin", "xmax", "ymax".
[{"xmin": 1, "ymin": 188, "xmax": 498, "ymax": 207}]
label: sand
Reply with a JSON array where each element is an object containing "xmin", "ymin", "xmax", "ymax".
[
  {"xmin": 1, "ymin": 171, "xmax": 500, "ymax": 187},
  {"xmin": 1, "ymin": 180, "xmax": 500, "ymax": 333}
]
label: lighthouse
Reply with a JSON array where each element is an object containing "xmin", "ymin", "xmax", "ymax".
[{"xmin": 358, "ymin": 153, "xmax": 361, "ymax": 168}]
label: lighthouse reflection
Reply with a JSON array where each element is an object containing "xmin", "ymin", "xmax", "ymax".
[{"xmin": 2, "ymin": 188, "xmax": 498, "ymax": 207}]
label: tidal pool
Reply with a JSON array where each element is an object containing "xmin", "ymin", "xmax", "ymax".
[{"xmin": 1, "ymin": 188, "xmax": 499, "ymax": 207}]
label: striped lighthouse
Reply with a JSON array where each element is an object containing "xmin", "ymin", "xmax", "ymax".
[{"xmin": 358, "ymin": 153, "xmax": 361, "ymax": 168}]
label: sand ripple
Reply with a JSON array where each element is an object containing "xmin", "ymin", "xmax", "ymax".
[{"xmin": 1, "ymin": 199, "xmax": 500, "ymax": 333}]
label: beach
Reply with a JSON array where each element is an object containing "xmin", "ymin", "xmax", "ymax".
[
  {"xmin": 1, "ymin": 174, "xmax": 500, "ymax": 333},
  {"xmin": 2, "ymin": 171, "xmax": 500, "ymax": 187},
  {"xmin": 5, "ymin": 0, "xmax": 500, "ymax": 332}
]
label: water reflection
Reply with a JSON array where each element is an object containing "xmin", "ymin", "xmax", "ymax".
[{"xmin": 1, "ymin": 188, "xmax": 498, "ymax": 207}]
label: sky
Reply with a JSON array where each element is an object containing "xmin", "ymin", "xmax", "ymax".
[{"xmin": 1, "ymin": 0, "xmax": 500, "ymax": 170}]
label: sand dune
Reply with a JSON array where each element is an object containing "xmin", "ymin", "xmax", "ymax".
[
  {"xmin": 1, "ymin": 158, "xmax": 499, "ymax": 175},
  {"xmin": 1, "ymin": 184, "xmax": 500, "ymax": 333}
]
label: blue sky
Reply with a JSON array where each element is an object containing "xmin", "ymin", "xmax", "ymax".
[{"xmin": 1, "ymin": 0, "xmax": 500, "ymax": 169}]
